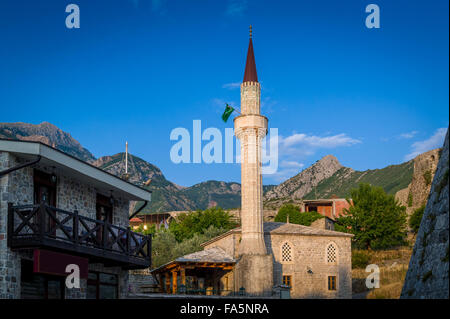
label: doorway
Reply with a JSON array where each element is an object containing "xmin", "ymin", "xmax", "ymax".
[
  {"xmin": 96, "ymin": 194, "xmax": 113, "ymax": 245},
  {"xmin": 33, "ymin": 169, "xmax": 57, "ymax": 235}
]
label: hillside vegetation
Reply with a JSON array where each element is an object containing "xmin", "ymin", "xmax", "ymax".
[{"xmin": 303, "ymin": 161, "xmax": 414, "ymax": 199}]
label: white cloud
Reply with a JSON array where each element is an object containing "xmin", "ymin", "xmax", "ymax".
[
  {"xmin": 261, "ymin": 131, "xmax": 361, "ymax": 183},
  {"xmin": 404, "ymin": 128, "xmax": 447, "ymax": 161},
  {"xmin": 399, "ymin": 131, "xmax": 418, "ymax": 139},
  {"xmin": 280, "ymin": 160, "xmax": 304, "ymax": 169},
  {"xmin": 222, "ymin": 82, "xmax": 241, "ymax": 89},
  {"xmin": 225, "ymin": 0, "xmax": 248, "ymax": 16},
  {"xmin": 281, "ymin": 133, "xmax": 361, "ymax": 150}
]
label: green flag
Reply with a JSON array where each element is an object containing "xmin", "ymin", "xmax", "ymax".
[{"xmin": 222, "ymin": 104, "xmax": 235, "ymax": 122}]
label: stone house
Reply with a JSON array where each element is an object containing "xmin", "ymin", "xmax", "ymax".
[
  {"xmin": 0, "ymin": 139, "xmax": 152, "ymax": 299},
  {"xmin": 301, "ymin": 198, "xmax": 352, "ymax": 219},
  {"xmin": 152, "ymin": 221, "xmax": 353, "ymax": 299}
]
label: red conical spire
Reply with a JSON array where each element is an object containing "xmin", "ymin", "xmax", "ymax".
[{"xmin": 243, "ymin": 25, "xmax": 258, "ymax": 83}]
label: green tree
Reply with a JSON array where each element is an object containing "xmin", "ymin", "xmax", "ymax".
[
  {"xmin": 151, "ymin": 229, "xmax": 177, "ymax": 268},
  {"xmin": 151, "ymin": 226, "xmax": 229, "ymax": 268},
  {"xmin": 409, "ymin": 205, "xmax": 425, "ymax": 233},
  {"xmin": 335, "ymin": 183, "xmax": 407, "ymax": 249},
  {"xmin": 169, "ymin": 207, "xmax": 236, "ymax": 242},
  {"xmin": 134, "ymin": 223, "xmax": 156, "ymax": 236},
  {"xmin": 274, "ymin": 204, "xmax": 323, "ymax": 226},
  {"xmin": 172, "ymin": 226, "xmax": 228, "ymax": 259}
]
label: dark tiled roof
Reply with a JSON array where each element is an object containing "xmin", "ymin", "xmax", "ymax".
[
  {"xmin": 176, "ymin": 247, "xmax": 235, "ymax": 263},
  {"xmin": 201, "ymin": 222, "xmax": 353, "ymax": 247},
  {"xmin": 243, "ymin": 38, "xmax": 258, "ymax": 83}
]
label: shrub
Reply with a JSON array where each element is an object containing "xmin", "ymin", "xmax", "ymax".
[
  {"xmin": 169, "ymin": 207, "xmax": 236, "ymax": 242},
  {"xmin": 423, "ymin": 170, "xmax": 432, "ymax": 186},
  {"xmin": 409, "ymin": 205, "xmax": 425, "ymax": 233},
  {"xmin": 275, "ymin": 204, "xmax": 323, "ymax": 226},
  {"xmin": 151, "ymin": 225, "xmax": 229, "ymax": 268},
  {"xmin": 352, "ymin": 250, "xmax": 371, "ymax": 269}
]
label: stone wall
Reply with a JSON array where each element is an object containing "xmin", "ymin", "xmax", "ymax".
[
  {"xmin": 0, "ymin": 152, "xmax": 131, "ymax": 299},
  {"xmin": 0, "ymin": 152, "xmax": 33, "ymax": 299},
  {"xmin": 401, "ymin": 129, "xmax": 449, "ymax": 299},
  {"xmin": 269, "ymin": 234, "xmax": 351, "ymax": 299},
  {"xmin": 395, "ymin": 148, "xmax": 441, "ymax": 220},
  {"xmin": 234, "ymin": 254, "xmax": 273, "ymax": 296},
  {"xmin": 204, "ymin": 232, "xmax": 239, "ymax": 258}
]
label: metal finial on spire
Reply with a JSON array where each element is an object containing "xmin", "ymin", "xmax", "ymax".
[{"xmin": 243, "ymin": 25, "xmax": 258, "ymax": 82}]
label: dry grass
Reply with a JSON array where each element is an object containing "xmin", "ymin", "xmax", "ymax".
[
  {"xmin": 366, "ymin": 281, "xmax": 405, "ymax": 299},
  {"xmin": 352, "ymin": 247, "xmax": 412, "ymax": 299}
]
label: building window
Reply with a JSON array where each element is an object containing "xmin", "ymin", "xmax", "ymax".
[
  {"xmin": 87, "ymin": 272, "xmax": 118, "ymax": 299},
  {"xmin": 281, "ymin": 242, "xmax": 292, "ymax": 262},
  {"xmin": 20, "ymin": 259, "xmax": 65, "ymax": 299},
  {"xmin": 328, "ymin": 276, "xmax": 337, "ymax": 291},
  {"xmin": 282, "ymin": 275, "xmax": 292, "ymax": 287},
  {"xmin": 326, "ymin": 243, "xmax": 337, "ymax": 263}
]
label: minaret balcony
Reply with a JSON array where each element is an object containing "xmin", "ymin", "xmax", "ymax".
[{"xmin": 234, "ymin": 114, "xmax": 268, "ymax": 137}]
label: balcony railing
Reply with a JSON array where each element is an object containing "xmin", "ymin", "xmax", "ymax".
[{"xmin": 7, "ymin": 203, "xmax": 151, "ymax": 269}]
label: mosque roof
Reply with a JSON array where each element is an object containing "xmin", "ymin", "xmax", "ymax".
[
  {"xmin": 175, "ymin": 247, "xmax": 236, "ymax": 263},
  {"xmin": 150, "ymin": 247, "xmax": 235, "ymax": 273},
  {"xmin": 201, "ymin": 222, "xmax": 353, "ymax": 247}
]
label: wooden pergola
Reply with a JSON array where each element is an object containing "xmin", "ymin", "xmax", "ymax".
[{"xmin": 151, "ymin": 260, "xmax": 235, "ymax": 295}]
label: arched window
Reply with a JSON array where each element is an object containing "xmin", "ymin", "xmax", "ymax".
[
  {"xmin": 326, "ymin": 243, "xmax": 338, "ymax": 264},
  {"xmin": 281, "ymin": 242, "xmax": 292, "ymax": 262}
]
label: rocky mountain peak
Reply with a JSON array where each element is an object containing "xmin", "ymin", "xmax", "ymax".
[
  {"xmin": 264, "ymin": 154, "xmax": 344, "ymax": 203},
  {"xmin": 0, "ymin": 121, "xmax": 96, "ymax": 162},
  {"xmin": 92, "ymin": 152, "xmax": 166, "ymax": 185}
]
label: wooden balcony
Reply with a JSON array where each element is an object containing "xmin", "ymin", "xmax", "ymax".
[{"xmin": 7, "ymin": 203, "xmax": 151, "ymax": 269}]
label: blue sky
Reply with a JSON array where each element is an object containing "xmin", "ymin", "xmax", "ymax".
[{"xmin": 0, "ymin": 0, "xmax": 448, "ymax": 186}]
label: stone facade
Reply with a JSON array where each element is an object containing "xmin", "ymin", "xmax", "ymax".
[
  {"xmin": 0, "ymin": 151, "xmax": 131, "ymax": 299},
  {"xmin": 203, "ymin": 222, "xmax": 353, "ymax": 299},
  {"xmin": 0, "ymin": 153, "xmax": 33, "ymax": 299},
  {"xmin": 401, "ymin": 129, "xmax": 449, "ymax": 299}
]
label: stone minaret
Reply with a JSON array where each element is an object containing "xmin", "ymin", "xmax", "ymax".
[
  {"xmin": 234, "ymin": 26, "xmax": 267, "ymax": 256},
  {"xmin": 234, "ymin": 26, "xmax": 273, "ymax": 295}
]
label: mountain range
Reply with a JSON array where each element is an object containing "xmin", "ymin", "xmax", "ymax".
[{"xmin": 0, "ymin": 122, "xmax": 440, "ymax": 214}]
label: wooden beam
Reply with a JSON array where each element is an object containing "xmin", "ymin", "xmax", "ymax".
[
  {"xmin": 181, "ymin": 267, "xmax": 186, "ymax": 287},
  {"xmin": 159, "ymin": 274, "xmax": 164, "ymax": 293},
  {"xmin": 172, "ymin": 270, "xmax": 178, "ymax": 294},
  {"xmin": 165, "ymin": 274, "xmax": 171, "ymax": 294}
]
